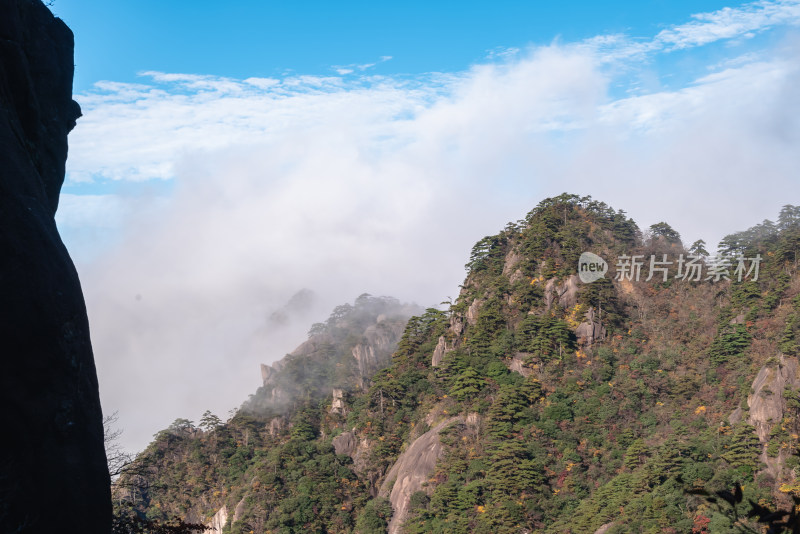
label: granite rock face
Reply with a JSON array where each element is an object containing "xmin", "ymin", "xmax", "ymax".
[
  {"xmin": 379, "ymin": 417, "xmax": 462, "ymax": 534},
  {"xmin": 0, "ymin": 1, "xmax": 110, "ymax": 531}
]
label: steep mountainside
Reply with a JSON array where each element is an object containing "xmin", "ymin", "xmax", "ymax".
[
  {"xmin": 247, "ymin": 294, "xmax": 420, "ymax": 417},
  {"xmin": 120, "ymin": 195, "xmax": 800, "ymax": 534},
  {"xmin": 0, "ymin": 1, "xmax": 110, "ymax": 531}
]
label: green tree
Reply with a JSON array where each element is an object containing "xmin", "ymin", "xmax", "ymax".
[
  {"xmin": 354, "ymin": 498, "xmax": 393, "ymax": 534},
  {"xmin": 487, "ymin": 385, "xmax": 530, "ymax": 438},
  {"xmin": 649, "ymin": 222, "xmax": 682, "ymax": 245},
  {"xmin": 486, "ymin": 440, "xmax": 543, "ymax": 495},
  {"xmin": 198, "ymin": 410, "xmax": 222, "ymax": 432},
  {"xmin": 450, "ymin": 367, "xmax": 485, "ymax": 400},
  {"xmin": 689, "ymin": 239, "xmax": 709, "ymax": 257},
  {"xmin": 781, "ymin": 315, "xmax": 799, "ymax": 356},
  {"xmin": 624, "ymin": 439, "xmax": 649, "ymax": 470},
  {"xmin": 721, "ymin": 423, "xmax": 761, "ymax": 476},
  {"xmin": 290, "ymin": 413, "xmax": 316, "ymax": 442},
  {"xmin": 709, "ymin": 324, "xmax": 751, "ymax": 364},
  {"xmin": 778, "ymin": 205, "xmax": 800, "ymax": 231}
]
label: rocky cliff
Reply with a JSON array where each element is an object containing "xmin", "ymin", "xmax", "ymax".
[
  {"xmin": 0, "ymin": 1, "xmax": 110, "ymax": 531},
  {"xmin": 245, "ymin": 294, "xmax": 417, "ymax": 415},
  {"xmin": 379, "ymin": 416, "xmax": 461, "ymax": 534}
]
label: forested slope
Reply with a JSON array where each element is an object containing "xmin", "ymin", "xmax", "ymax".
[{"xmin": 117, "ymin": 195, "xmax": 800, "ymax": 534}]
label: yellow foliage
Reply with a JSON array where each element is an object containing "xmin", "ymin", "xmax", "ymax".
[
  {"xmin": 477, "ymin": 505, "xmax": 486, "ymax": 513},
  {"xmin": 780, "ymin": 482, "xmax": 800, "ymax": 495},
  {"xmin": 566, "ymin": 304, "xmax": 588, "ymax": 329},
  {"xmin": 695, "ymin": 406, "xmax": 707, "ymax": 414}
]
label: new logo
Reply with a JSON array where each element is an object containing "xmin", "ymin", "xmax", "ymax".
[{"xmin": 578, "ymin": 252, "xmax": 607, "ymax": 283}]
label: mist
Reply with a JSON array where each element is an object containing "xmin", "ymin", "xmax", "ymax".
[{"xmin": 57, "ymin": 19, "xmax": 800, "ymax": 453}]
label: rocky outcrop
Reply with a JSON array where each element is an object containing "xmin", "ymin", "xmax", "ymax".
[
  {"xmin": 449, "ymin": 315, "xmax": 465, "ymax": 337},
  {"xmin": 748, "ymin": 355, "xmax": 800, "ymax": 443},
  {"xmin": 544, "ymin": 275, "xmax": 580, "ymax": 309},
  {"xmin": 502, "ymin": 248, "xmax": 522, "ymax": 275},
  {"xmin": 507, "ymin": 352, "xmax": 534, "ymax": 377},
  {"xmin": 465, "ymin": 412, "xmax": 482, "ymax": 432},
  {"xmin": 502, "ymin": 248, "xmax": 526, "ymax": 284},
  {"xmin": 0, "ymin": 1, "xmax": 110, "ymax": 531},
  {"xmin": 466, "ymin": 299, "xmax": 481, "ymax": 325},
  {"xmin": 330, "ymin": 388, "xmax": 347, "ymax": 415},
  {"xmin": 253, "ymin": 309, "xmax": 409, "ymax": 414},
  {"xmin": 508, "ymin": 268, "xmax": 525, "ymax": 284},
  {"xmin": 333, "ymin": 430, "xmax": 372, "ymax": 479},
  {"xmin": 333, "ymin": 430, "xmax": 358, "ymax": 456},
  {"xmin": 233, "ymin": 497, "xmax": 246, "ymax": 523},
  {"xmin": 431, "ymin": 335, "xmax": 452, "ymax": 367},
  {"xmin": 575, "ymin": 307, "xmax": 606, "ymax": 346},
  {"xmin": 379, "ymin": 417, "xmax": 461, "ymax": 534},
  {"xmin": 351, "ymin": 320, "xmax": 406, "ymax": 389},
  {"xmin": 204, "ymin": 505, "xmax": 228, "ymax": 533},
  {"xmin": 267, "ymin": 416, "xmax": 286, "ymax": 436},
  {"xmin": 747, "ymin": 355, "xmax": 800, "ymax": 478},
  {"xmin": 261, "ymin": 362, "xmax": 277, "ymax": 385}
]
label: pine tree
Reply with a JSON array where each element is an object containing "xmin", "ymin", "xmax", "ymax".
[
  {"xmin": 624, "ymin": 439, "xmax": 649, "ymax": 470},
  {"xmin": 649, "ymin": 222, "xmax": 682, "ymax": 245},
  {"xmin": 689, "ymin": 239, "xmax": 709, "ymax": 257},
  {"xmin": 198, "ymin": 410, "xmax": 222, "ymax": 432},
  {"xmin": 487, "ymin": 386, "xmax": 530, "ymax": 438},
  {"xmin": 710, "ymin": 324, "xmax": 751, "ymax": 364},
  {"xmin": 721, "ymin": 424, "xmax": 761, "ymax": 475},
  {"xmin": 486, "ymin": 440, "xmax": 543, "ymax": 495},
  {"xmin": 290, "ymin": 414, "xmax": 316, "ymax": 442},
  {"xmin": 450, "ymin": 367, "xmax": 485, "ymax": 400},
  {"xmin": 781, "ymin": 315, "xmax": 798, "ymax": 356},
  {"xmin": 651, "ymin": 439, "xmax": 684, "ymax": 481}
]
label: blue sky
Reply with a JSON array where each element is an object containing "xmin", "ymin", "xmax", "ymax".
[
  {"xmin": 49, "ymin": 1, "xmax": 800, "ymax": 453},
  {"xmin": 55, "ymin": 0, "xmax": 736, "ymax": 93}
]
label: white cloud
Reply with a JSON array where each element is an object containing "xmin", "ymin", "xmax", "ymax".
[
  {"xmin": 332, "ymin": 55, "xmax": 393, "ymax": 76},
  {"xmin": 61, "ymin": 7, "xmax": 800, "ymax": 454},
  {"xmin": 656, "ymin": 0, "xmax": 800, "ymax": 50},
  {"xmin": 574, "ymin": 0, "xmax": 800, "ymax": 65}
]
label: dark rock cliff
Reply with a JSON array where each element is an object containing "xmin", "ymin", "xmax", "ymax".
[{"xmin": 0, "ymin": 1, "xmax": 110, "ymax": 531}]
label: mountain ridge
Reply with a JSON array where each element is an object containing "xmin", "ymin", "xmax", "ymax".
[{"xmin": 116, "ymin": 194, "xmax": 800, "ymax": 534}]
